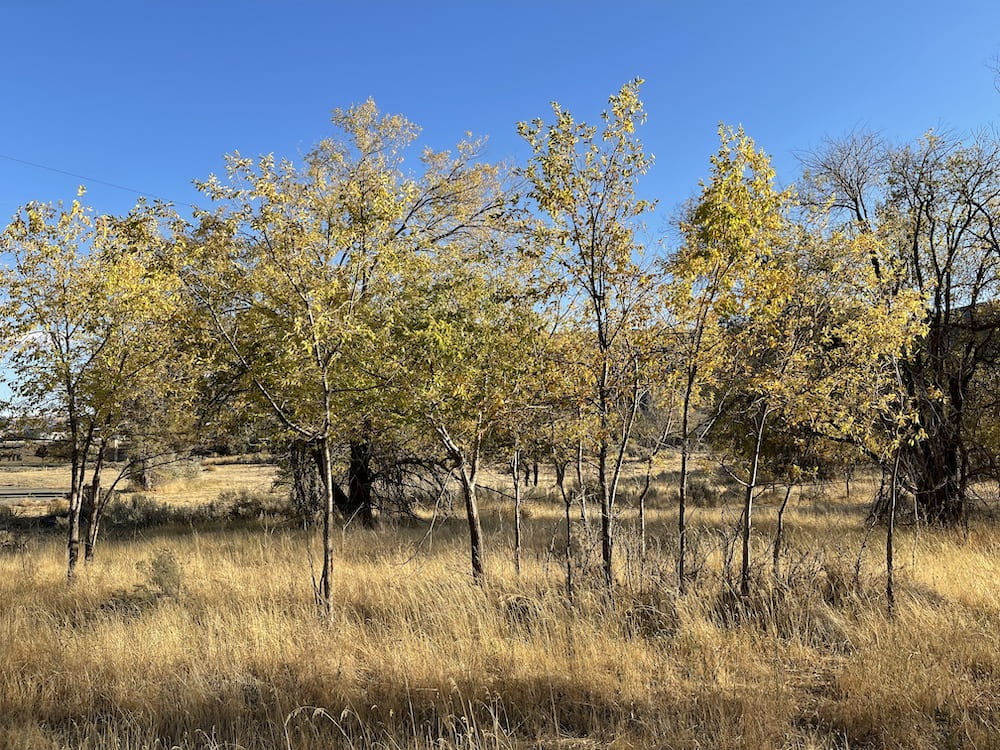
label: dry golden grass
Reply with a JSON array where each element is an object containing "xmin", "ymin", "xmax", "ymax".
[
  {"xmin": 1, "ymin": 462, "xmax": 999, "ymax": 748},
  {"xmin": 150, "ymin": 462, "xmax": 279, "ymax": 508},
  {"xmin": 0, "ymin": 464, "xmax": 74, "ymax": 490},
  {"xmin": 0, "ymin": 462, "xmax": 280, "ymax": 517}
]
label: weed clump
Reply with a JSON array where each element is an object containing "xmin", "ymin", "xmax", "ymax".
[{"xmin": 137, "ymin": 547, "xmax": 183, "ymax": 598}]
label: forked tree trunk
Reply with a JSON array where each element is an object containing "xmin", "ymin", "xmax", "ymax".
[
  {"xmin": 83, "ymin": 438, "xmax": 107, "ymax": 562},
  {"xmin": 66, "ymin": 419, "xmax": 93, "ymax": 582},
  {"xmin": 436, "ymin": 426, "xmax": 486, "ymax": 582}
]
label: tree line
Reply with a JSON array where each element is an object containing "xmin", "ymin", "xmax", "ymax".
[{"xmin": 3, "ymin": 81, "xmax": 999, "ymax": 614}]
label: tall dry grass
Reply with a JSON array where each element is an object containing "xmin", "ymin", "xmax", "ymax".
[{"xmin": 1, "ymin": 464, "xmax": 999, "ymax": 748}]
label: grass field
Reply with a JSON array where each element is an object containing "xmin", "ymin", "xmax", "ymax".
[{"xmin": 1, "ymin": 461, "xmax": 999, "ymax": 748}]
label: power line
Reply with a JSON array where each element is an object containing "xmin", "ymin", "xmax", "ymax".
[{"xmin": 0, "ymin": 152, "xmax": 198, "ymax": 209}]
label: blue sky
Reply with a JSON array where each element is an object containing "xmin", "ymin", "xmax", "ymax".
[{"xmin": 2, "ymin": 1, "xmax": 999, "ymax": 235}]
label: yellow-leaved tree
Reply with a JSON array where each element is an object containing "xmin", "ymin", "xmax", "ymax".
[
  {"xmin": 519, "ymin": 80, "xmax": 659, "ymax": 598},
  {"xmin": 680, "ymin": 128, "xmax": 924, "ymax": 597},
  {"xmin": 1, "ymin": 197, "xmax": 193, "ymax": 579},
  {"xmin": 177, "ymin": 100, "xmax": 513, "ymax": 612},
  {"xmin": 390, "ymin": 233, "xmax": 541, "ymax": 582}
]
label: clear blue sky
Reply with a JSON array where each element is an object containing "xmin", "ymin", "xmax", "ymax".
[{"xmin": 2, "ymin": 1, "xmax": 999, "ymax": 234}]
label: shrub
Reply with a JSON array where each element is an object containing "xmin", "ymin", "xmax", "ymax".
[
  {"xmin": 102, "ymin": 494, "xmax": 176, "ymax": 528},
  {"xmin": 211, "ymin": 488, "xmax": 290, "ymax": 521},
  {"xmin": 127, "ymin": 458, "xmax": 202, "ymax": 491},
  {"xmin": 136, "ymin": 547, "xmax": 183, "ymax": 598}
]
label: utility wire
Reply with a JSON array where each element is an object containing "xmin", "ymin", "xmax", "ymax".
[{"xmin": 0, "ymin": 152, "xmax": 199, "ymax": 209}]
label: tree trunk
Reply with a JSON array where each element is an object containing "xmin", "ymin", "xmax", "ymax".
[
  {"xmin": 906, "ymin": 369, "xmax": 966, "ymax": 525},
  {"xmin": 83, "ymin": 439, "xmax": 107, "ymax": 562},
  {"xmin": 887, "ymin": 448, "xmax": 900, "ymax": 616},
  {"xmin": 532, "ymin": 460, "xmax": 539, "ymax": 487},
  {"xmin": 133, "ymin": 456, "xmax": 151, "ymax": 491},
  {"xmin": 459, "ymin": 463, "xmax": 485, "ymax": 582},
  {"xmin": 911, "ymin": 427, "xmax": 964, "ymax": 524},
  {"xmin": 512, "ymin": 449, "xmax": 522, "ymax": 576},
  {"xmin": 347, "ymin": 437, "xmax": 376, "ymax": 528},
  {"xmin": 598, "ymin": 438, "xmax": 614, "ymax": 598},
  {"xmin": 317, "ymin": 437, "xmax": 336, "ymax": 617},
  {"xmin": 289, "ymin": 439, "xmax": 323, "ymax": 522},
  {"xmin": 638, "ymin": 484, "xmax": 647, "ymax": 561},
  {"xmin": 772, "ymin": 484, "xmax": 793, "ymax": 581},
  {"xmin": 575, "ymin": 423, "xmax": 587, "ymax": 526},
  {"xmin": 65, "ymin": 420, "xmax": 92, "ymax": 583},
  {"xmin": 67, "ymin": 448, "xmax": 82, "ymax": 582},
  {"xmin": 554, "ymin": 460, "xmax": 573, "ymax": 601},
  {"xmin": 740, "ymin": 404, "xmax": 768, "ymax": 598},
  {"xmin": 678, "ymin": 375, "xmax": 694, "ymax": 594}
]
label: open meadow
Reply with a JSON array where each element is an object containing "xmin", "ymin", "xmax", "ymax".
[{"xmin": 1, "ymin": 461, "xmax": 999, "ymax": 749}]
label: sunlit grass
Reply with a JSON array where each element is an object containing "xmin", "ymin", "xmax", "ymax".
[{"xmin": 1, "ymin": 461, "xmax": 998, "ymax": 748}]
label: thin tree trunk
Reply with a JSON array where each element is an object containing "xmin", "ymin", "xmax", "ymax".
[
  {"xmin": 554, "ymin": 460, "xmax": 573, "ymax": 601},
  {"xmin": 575, "ymin": 427, "xmax": 584, "ymax": 489},
  {"xmin": 83, "ymin": 478, "xmax": 103, "ymax": 563},
  {"xmin": 740, "ymin": 404, "xmax": 768, "ymax": 598},
  {"xmin": 636, "ymin": 456, "xmax": 654, "ymax": 563},
  {"xmin": 532, "ymin": 460, "xmax": 539, "ymax": 487},
  {"xmin": 772, "ymin": 484, "xmax": 793, "ymax": 581},
  {"xmin": 512, "ymin": 449, "xmax": 522, "ymax": 576},
  {"xmin": 67, "ymin": 445, "xmax": 82, "ymax": 582},
  {"xmin": 460, "ymin": 463, "xmax": 485, "ymax": 582},
  {"xmin": 678, "ymin": 373, "xmax": 695, "ymax": 594},
  {"xmin": 638, "ymin": 486, "xmax": 647, "ymax": 561},
  {"xmin": 66, "ymin": 419, "xmax": 93, "ymax": 583},
  {"xmin": 317, "ymin": 437, "xmax": 336, "ymax": 617},
  {"xmin": 678, "ymin": 440, "xmax": 689, "ymax": 594},
  {"xmin": 598, "ymin": 438, "xmax": 613, "ymax": 598},
  {"xmin": 887, "ymin": 448, "xmax": 900, "ymax": 616},
  {"xmin": 575, "ymin": 423, "xmax": 588, "ymax": 525},
  {"xmin": 84, "ymin": 438, "xmax": 107, "ymax": 562},
  {"xmin": 436, "ymin": 425, "xmax": 486, "ymax": 582}
]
